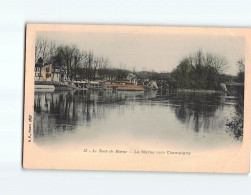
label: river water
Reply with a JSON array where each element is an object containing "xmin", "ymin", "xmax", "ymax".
[{"xmin": 33, "ymin": 90, "xmax": 241, "ymax": 149}]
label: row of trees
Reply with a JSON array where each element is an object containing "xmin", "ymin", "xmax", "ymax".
[
  {"xmin": 36, "ymin": 37, "xmax": 243, "ymax": 90},
  {"xmin": 36, "ymin": 37, "xmax": 139, "ymax": 81},
  {"xmin": 36, "ymin": 37, "xmax": 121, "ymax": 80}
]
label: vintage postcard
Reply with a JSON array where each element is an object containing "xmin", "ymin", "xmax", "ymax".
[{"xmin": 23, "ymin": 24, "xmax": 250, "ymax": 173}]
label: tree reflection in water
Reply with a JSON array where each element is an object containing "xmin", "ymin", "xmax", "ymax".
[
  {"xmin": 34, "ymin": 89, "xmax": 241, "ymax": 142},
  {"xmin": 34, "ymin": 90, "xmax": 134, "ymax": 139},
  {"xmin": 167, "ymin": 92, "xmax": 223, "ymax": 133}
]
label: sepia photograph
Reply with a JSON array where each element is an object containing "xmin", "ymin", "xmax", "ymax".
[
  {"xmin": 2, "ymin": 1, "xmax": 251, "ymax": 194},
  {"xmin": 23, "ymin": 24, "xmax": 250, "ymax": 173}
]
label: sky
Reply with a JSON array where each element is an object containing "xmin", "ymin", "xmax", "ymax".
[{"xmin": 37, "ymin": 31, "xmax": 245, "ymax": 75}]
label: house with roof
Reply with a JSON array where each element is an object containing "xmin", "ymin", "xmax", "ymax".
[
  {"xmin": 126, "ymin": 73, "xmax": 137, "ymax": 85},
  {"xmin": 34, "ymin": 57, "xmax": 66, "ymax": 82}
]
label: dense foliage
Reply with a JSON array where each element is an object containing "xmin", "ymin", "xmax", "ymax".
[{"xmin": 170, "ymin": 50, "xmax": 235, "ymax": 90}]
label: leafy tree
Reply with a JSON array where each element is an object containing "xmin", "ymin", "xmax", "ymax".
[
  {"xmin": 171, "ymin": 50, "xmax": 228, "ymax": 90},
  {"xmin": 236, "ymin": 59, "xmax": 245, "ymax": 82}
]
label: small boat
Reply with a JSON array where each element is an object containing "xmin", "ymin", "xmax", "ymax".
[
  {"xmin": 106, "ymin": 83, "xmax": 144, "ymax": 91},
  {"xmin": 117, "ymin": 85, "xmax": 144, "ymax": 91},
  {"xmin": 35, "ymin": 85, "xmax": 55, "ymax": 91}
]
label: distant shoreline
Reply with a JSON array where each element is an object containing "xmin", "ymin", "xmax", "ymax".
[{"xmin": 176, "ymin": 89, "xmax": 219, "ymax": 93}]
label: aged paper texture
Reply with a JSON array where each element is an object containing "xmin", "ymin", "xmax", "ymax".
[{"xmin": 23, "ymin": 24, "xmax": 250, "ymax": 173}]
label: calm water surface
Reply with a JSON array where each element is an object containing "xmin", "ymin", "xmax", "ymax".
[{"xmin": 33, "ymin": 90, "xmax": 240, "ymax": 149}]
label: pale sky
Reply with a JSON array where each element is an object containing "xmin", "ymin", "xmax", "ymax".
[{"xmin": 37, "ymin": 31, "xmax": 245, "ymax": 75}]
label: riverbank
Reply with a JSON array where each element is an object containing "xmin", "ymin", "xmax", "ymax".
[
  {"xmin": 176, "ymin": 89, "xmax": 219, "ymax": 93},
  {"xmin": 35, "ymin": 81, "xmax": 228, "ymax": 93},
  {"xmin": 35, "ymin": 81, "xmax": 76, "ymax": 90}
]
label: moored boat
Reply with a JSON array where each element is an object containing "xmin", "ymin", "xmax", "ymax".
[{"xmin": 35, "ymin": 85, "xmax": 55, "ymax": 91}]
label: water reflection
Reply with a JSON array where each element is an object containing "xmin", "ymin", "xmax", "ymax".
[
  {"xmin": 34, "ymin": 90, "xmax": 138, "ymax": 138},
  {"xmin": 34, "ymin": 90, "xmax": 240, "ymax": 147},
  {"xmin": 168, "ymin": 92, "xmax": 224, "ymax": 133}
]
